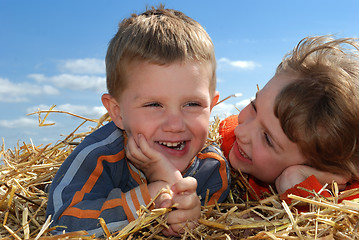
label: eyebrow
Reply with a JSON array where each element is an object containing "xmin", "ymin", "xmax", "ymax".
[{"xmin": 255, "ymin": 92, "xmax": 285, "ymax": 152}]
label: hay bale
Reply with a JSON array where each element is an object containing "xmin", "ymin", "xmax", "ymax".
[{"xmin": 1, "ymin": 107, "xmax": 359, "ymax": 239}]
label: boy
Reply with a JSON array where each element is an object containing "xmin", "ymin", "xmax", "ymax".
[
  {"xmin": 219, "ymin": 36, "xmax": 359, "ymax": 200},
  {"xmin": 46, "ymin": 6, "xmax": 230, "ymax": 237}
]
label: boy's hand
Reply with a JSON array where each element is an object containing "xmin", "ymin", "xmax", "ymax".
[
  {"xmin": 275, "ymin": 165, "xmax": 349, "ymax": 193},
  {"xmin": 162, "ymin": 177, "xmax": 201, "ymax": 236},
  {"xmin": 147, "ymin": 181, "xmax": 173, "ymax": 208},
  {"xmin": 126, "ymin": 134, "xmax": 182, "ymax": 186},
  {"xmin": 126, "ymin": 135, "xmax": 200, "ymax": 236}
]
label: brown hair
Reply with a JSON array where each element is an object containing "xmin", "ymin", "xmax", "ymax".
[
  {"xmin": 105, "ymin": 5, "xmax": 216, "ymax": 100},
  {"xmin": 274, "ymin": 36, "xmax": 359, "ymax": 179}
]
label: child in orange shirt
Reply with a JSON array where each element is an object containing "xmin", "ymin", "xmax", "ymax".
[{"xmin": 219, "ymin": 36, "xmax": 359, "ymax": 201}]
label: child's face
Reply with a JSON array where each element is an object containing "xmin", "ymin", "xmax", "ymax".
[
  {"xmin": 114, "ymin": 60, "xmax": 218, "ymax": 172},
  {"xmin": 229, "ymin": 73, "xmax": 307, "ymax": 183}
]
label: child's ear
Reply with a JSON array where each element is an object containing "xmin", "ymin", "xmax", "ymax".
[
  {"xmin": 210, "ymin": 91, "xmax": 220, "ymax": 111},
  {"xmin": 101, "ymin": 94, "xmax": 125, "ymax": 129}
]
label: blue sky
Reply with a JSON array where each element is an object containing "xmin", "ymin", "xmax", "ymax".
[{"xmin": 1, "ymin": 0, "xmax": 359, "ymax": 150}]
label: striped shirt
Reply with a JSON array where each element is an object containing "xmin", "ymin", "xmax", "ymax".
[{"xmin": 46, "ymin": 121, "xmax": 230, "ymax": 236}]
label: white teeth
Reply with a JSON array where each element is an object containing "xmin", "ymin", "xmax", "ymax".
[
  {"xmin": 159, "ymin": 141, "xmax": 179, "ymax": 147},
  {"xmin": 239, "ymin": 148, "xmax": 251, "ymax": 160},
  {"xmin": 159, "ymin": 141, "xmax": 185, "ymax": 150}
]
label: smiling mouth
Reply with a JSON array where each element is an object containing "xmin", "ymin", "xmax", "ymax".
[
  {"xmin": 158, "ymin": 141, "xmax": 185, "ymax": 150},
  {"xmin": 237, "ymin": 143, "xmax": 251, "ymax": 160}
]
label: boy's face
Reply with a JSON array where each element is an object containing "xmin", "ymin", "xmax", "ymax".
[
  {"xmin": 111, "ymin": 60, "xmax": 218, "ymax": 172},
  {"xmin": 229, "ymin": 73, "xmax": 307, "ymax": 183}
]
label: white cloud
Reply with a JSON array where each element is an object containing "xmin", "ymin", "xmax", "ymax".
[
  {"xmin": 210, "ymin": 98, "xmax": 251, "ymax": 120},
  {"xmin": 43, "ymin": 85, "xmax": 60, "ymax": 95},
  {"xmin": 56, "ymin": 104, "xmax": 107, "ymax": 118},
  {"xmin": 29, "ymin": 58, "xmax": 106, "ymax": 93},
  {"xmin": 211, "ymin": 102, "xmax": 239, "ymax": 120},
  {"xmin": 235, "ymin": 98, "xmax": 251, "ymax": 109},
  {"xmin": 216, "ymin": 77, "xmax": 224, "ymax": 83},
  {"xmin": 217, "ymin": 58, "xmax": 260, "ymax": 71},
  {"xmin": 28, "ymin": 74, "xmax": 106, "ymax": 93},
  {"xmin": 58, "ymin": 58, "xmax": 105, "ymax": 74},
  {"xmin": 27, "ymin": 104, "xmax": 107, "ymax": 119},
  {"xmin": 28, "ymin": 73, "xmax": 47, "ymax": 83},
  {"xmin": 0, "ymin": 77, "xmax": 60, "ymax": 103},
  {"xmin": 51, "ymin": 74, "xmax": 106, "ymax": 92},
  {"xmin": 0, "ymin": 117, "xmax": 38, "ymax": 128}
]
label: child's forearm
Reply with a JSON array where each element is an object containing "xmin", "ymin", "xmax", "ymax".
[{"xmin": 275, "ymin": 165, "xmax": 349, "ymax": 193}]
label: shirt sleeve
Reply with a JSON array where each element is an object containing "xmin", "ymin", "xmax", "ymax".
[
  {"xmin": 186, "ymin": 143, "xmax": 230, "ymax": 205},
  {"xmin": 218, "ymin": 114, "xmax": 238, "ymax": 159},
  {"xmin": 46, "ymin": 128, "xmax": 152, "ymax": 237},
  {"xmin": 279, "ymin": 175, "xmax": 331, "ymax": 204}
]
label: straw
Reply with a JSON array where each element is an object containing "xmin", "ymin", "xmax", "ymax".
[{"xmin": 1, "ymin": 103, "xmax": 359, "ymax": 239}]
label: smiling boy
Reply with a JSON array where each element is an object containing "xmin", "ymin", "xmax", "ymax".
[
  {"xmin": 220, "ymin": 36, "xmax": 359, "ymax": 200},
  {"xmin": 105, "ymin": 60, "xmax": 215, "ymax": 173},
  {"xmin": 46, "ymin": 6, "xmax": 230, "ymax": 237},
  {"xmin": 229, "ymin": 73, "xmax": 307, "ymax": 184}
]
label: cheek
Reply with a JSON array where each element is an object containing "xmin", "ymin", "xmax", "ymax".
[
  {"xmin": 254, "ymin": 153, "xmax": 274, "ymax": 169},
  {"xmin": 233, "ymin": 123, "xmax": 243, "ymax": 138},
  {"xmin": 195, "ymin": 126, "xmax": 209, "ymax": 145},
  {"xmin": 122, "ymin": 116, "xmax": 149, "ymax": 138},
  {"xmin": 253, "ymin": 151, "xmax": 286, "ymax": 180},
  {"xmin": 190, "ymin": 120, "xmax": 209, "ymax": 149},
  {"xmin": 228, "ymin": 149, "xmax": 240, "ymax": 170},
  {"xmin": 189, "ymin": 114, "xmax": 209, "ymax": 132}
]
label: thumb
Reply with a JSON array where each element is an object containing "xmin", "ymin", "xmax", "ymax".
[{"xmin": 155, "ymin": 192, "xmax": 173, "ymax": 208}]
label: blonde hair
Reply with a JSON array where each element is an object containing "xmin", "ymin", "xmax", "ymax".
[
  {"xmin": 274, "ymin": 36, "xmax": 359, "ymax": 180},
  {"xmin": 105, "ymin": 6, "xmax": 216, "ymax": 99}
]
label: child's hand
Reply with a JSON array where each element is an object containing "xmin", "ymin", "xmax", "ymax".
[
  {"xmin": 275, "ymin": 165, "xmax": 349, "ymax": 193},
  {"xmin": 126, "ymin": 134, "xmax": 182, "ymax": 186},
  {"xmin": 162, "ymin": 177, "xmax": 201, "ymax": 236},
  {"xmin": 147, "ymin": 181, "xmax": 173, "ymax": 208}
]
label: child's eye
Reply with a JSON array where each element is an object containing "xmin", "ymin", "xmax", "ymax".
[
  {"xmin": 144, "ymin": 102, "xmax": 162, "ymax": 107},
  {"xmin": 250, "ymin": 99, "xmax": 257, "ymax": 112},
  {"xmin": 185, "ymin": 102, "xmax": 201, "ymax": 107},
  {"xmin": 264, "ymin": 132, "xmax": 273, "ymax": 147}
]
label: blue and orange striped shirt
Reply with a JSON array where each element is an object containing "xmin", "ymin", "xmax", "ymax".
[{"xmin": 46, "ymin": 121, "xmax": 230, "ymax": 236}]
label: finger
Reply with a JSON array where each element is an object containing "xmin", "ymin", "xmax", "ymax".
[
  {"xmin": 162, "ymin": 226, "xmax": 179, "ymax": 237},
  {"xmin": 125, "ymin": 135, "xmax": 140, "ymax": 158},
  {"xmin": 301, "ymin": 166, "xmax": 349, "ymax": 186},
  {"xmin": 126, "ymin": 136, "xmax": 147, "ymax": 162},
  {"xmin": 155, "ymin": 192, "xmax": 173, "ymax": 208},
  {"xmin": 167, "ymin": 194, "xmax": 201, "ymax": 225},
  {"xmin": 137, "ymin": 134, "xmax": 162, "ymax": 162},
  {"xmin": 317, "ymin": 172, "xmax": 349, "ymax": 186},
  {"xmin": 172, "ymin": 193, "xmax": 201, "ymax": 212},
  {"xmin": 275, "ymin": 173, "xmax": 306, "ymax": 193},
  {"xmin": 137, "ymin": 134, "xmax": 150, "ymax": 152},
  {"xmin": 171, "ymin": 177, "xmax": 197, "ymax": 194}
]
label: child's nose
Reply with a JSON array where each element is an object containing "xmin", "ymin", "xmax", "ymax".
[
  {"xmin": 162, "ymin": 111, "xmax": 185, "ymax": 132},
  {"xmin": 234, "ymin": 120, "xmax": 252, "ymax": 144}
]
